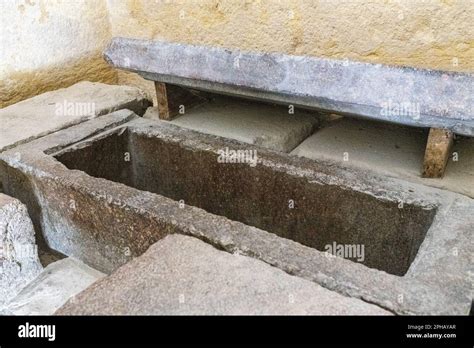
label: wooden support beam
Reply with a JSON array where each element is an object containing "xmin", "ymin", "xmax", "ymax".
[
  {"xmin": 155, "ymin": 82, "xmax": 171, "ymax": 120},
  {"xmin": 422, "ymin": 128, "xmax": 454, "ymax": 178},
  {"xmin": 154, "ymin": 82, "xmax": 207, "ymax": 121}
]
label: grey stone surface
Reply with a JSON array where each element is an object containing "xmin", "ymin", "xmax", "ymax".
[
  {"xmin": 2, "ymin": 257, "xmax": 104, "ymax": 315},
  {"xmin": 0, "ymin": 81, "xmax": 151, "ymax": 152},
  {"xmin": 144, "ymin": 96, "xmax": 319, "ymax": 152},
  {"xmin": 291, "ymin": 118, "xmax": 474, "ymax": 198},
  {"xmin": 0, "ymin": 193, "xmax": 42, "ymax": 307},
  {"xmin": 56, "ymin": 235, "xmax": 390, "ymax": 315},
  {"xmin": 0, "ymin": 114, "xmax": 472, "ymax": 314},
  {"xmin": 104, "ymin": 37, "xmax": 474, "ymax": 136}
]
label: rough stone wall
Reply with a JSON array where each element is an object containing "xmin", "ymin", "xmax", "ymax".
[{"xmin": 0, "ymin": 0, "xmax": 118, "ymax": 108}]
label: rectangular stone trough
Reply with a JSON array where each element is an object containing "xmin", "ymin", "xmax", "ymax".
[{"xmin": 0, "ymin": 110, "xmax": 472, "ymax": 315}]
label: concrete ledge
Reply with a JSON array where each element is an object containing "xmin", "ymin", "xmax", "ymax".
[
  {"xmin": 0, "ymin": 81, "xmax": 151, "ymax": 152},
  {"xmin": 56, "ymin": 235, "xmax": 390, "ymax": 315}
]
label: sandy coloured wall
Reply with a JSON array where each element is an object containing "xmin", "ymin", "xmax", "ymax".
[
  {"xmin": 0, "ymin": 0, "xmax": 117, "ymax": 108},
  {"xmin": 107, "ymin": 0, "xmax": 474, "ymax": 100},
  {"xmin": 1, "ymin": 0, "xmax": 473, "ymax": 107}
]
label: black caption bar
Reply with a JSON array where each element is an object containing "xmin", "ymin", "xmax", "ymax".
[{"xmin": 0, "ymin": 315, "xmax": 472, "ymax": 346}]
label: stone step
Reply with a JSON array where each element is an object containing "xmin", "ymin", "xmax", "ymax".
[
  {"xmin": 0, "ymin": 81, "xmax": 151, "ymax": 152},
  {"xmin": 2, "ymin": 258, "xmax": 104, "ymax": 315},
  {"xmin": 0, "ymin": 193, "xmax": 42, "ymax": 307},
  {"xmin": 144, "ymin": 96, "xmax": 320, "ymax": 153},
  {"xmin": 57, "ymin": 235, "xmax": 390, "ymax": 315}
]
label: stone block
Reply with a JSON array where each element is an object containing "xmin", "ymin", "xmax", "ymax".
[
  {"xmin": 144, "ymin": 96, "xmax": 319, "ymax": 152},
  {"xmin": 57, "ymin": 235, "xmax": 390, "ymax": 315},
  {"xmin": 0, "ymin": 81, "xmax": 151, "ymax": 152},
  {"xmin": 2, "ymin": 257, "xmax": 104, "ymax": 315},
  {"xmin": 0, "ymin": 193, "xmax": 42, "ymax": 307}
]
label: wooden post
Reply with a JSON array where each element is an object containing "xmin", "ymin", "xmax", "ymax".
[
  {"xmin": 154, "ymin": 82, "xmax": 207, "ymax": 121},
  {"xmin": 155, "ymin": 82, "xmax": 171, "ymax": 120},
  {"xmin": 422, "ymin": 128, "xmax": 454, "ymax": 178}
]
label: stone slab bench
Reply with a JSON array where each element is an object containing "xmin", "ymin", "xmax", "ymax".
[{"xmin": 104, "ymin": 37, "xmax": 474, "ymax": 177}]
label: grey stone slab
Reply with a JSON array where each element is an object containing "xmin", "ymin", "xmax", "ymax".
[
  {"xmin": 291, "ymin": 118, "xmax": 474, "ymax": 198},
  {"xmin": 0, "ymin": 81, "xmax": 151, "ymax": 152},
  {"xmin": 0, "ymin": 193, "xmax": 42, "ymax": 307},
  {"xmin": 56, "ymin": 235, "xmax": 390, "ymax": 315},
  {"xmin": 104, "ymin": 37, "xmax": 474, "ymax": 136},
  {"xmin": 144, "ymin": 96, "xmax": 319, "ymax": 152},
  {"xmin": 2, "ymin": 257, "xmax": 104, "ymax": 315}
]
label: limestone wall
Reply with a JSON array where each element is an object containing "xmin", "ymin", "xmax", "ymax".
[
  {"xmin": 108, "ymin": 0, "xmax": 473, "ymax": 71},
  {"xmin": 107, "ymin": 0, "xmax": 474, "ymax": 100},
  {"xmin": 0, "ymin": 0, "xmax": 117, "ymax": 108},
  {"xmin": 1, "ymin": 0, "xmax": 473, "ymax": 107}
]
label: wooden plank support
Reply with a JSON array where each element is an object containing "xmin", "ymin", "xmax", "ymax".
[
  {"xmin": 422, "ymin": 128, "xmax": 454, "ymax": 178},
  {"xmin": 154, "ymin": 82, "xmax": 207, "ymax": 121}
]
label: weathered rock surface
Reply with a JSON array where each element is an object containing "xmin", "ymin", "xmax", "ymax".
[
  {"xmin": 0, "ymin": 194, "xmax": 42, "ymax": 307},
  {"xmin": 105, "ymin": 37, "xmax": 474, "ymax": 136},
  {"xmin": 56, "ymin": 235, "xmax": 390, "ymax": 315},
  {"xmin": 291, "ymin": 118, "xmax": 474, "ymax": 198},
  {"xmin": 144, "ymin": 96, "xmax": 319, "ymax": 152},
  {"xmin": 0, "ymin": 81, "xmax": 151, "ymax": 152},
  {"xmin": 2, "ymin": 257, "xmax": 104, "ymax": 315}
]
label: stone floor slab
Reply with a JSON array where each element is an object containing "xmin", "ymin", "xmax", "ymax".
[
  {"xmin": 291, "ymin": 118, "xmax": 474, "ymax": 198},
  {"xmin": 144, "ymin": 96, "xmax": 319, "ymax": 152},
  {"xmin": 0, "ymin": 81, "xmax": 150, "ymax": 152},
  {"xmin": 57, "ymin": 235, "xmax": 390, "ymax": 315},
  {"xmin": 2, "ymin": 257, "xmax": 104, "ymax": 315}
]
